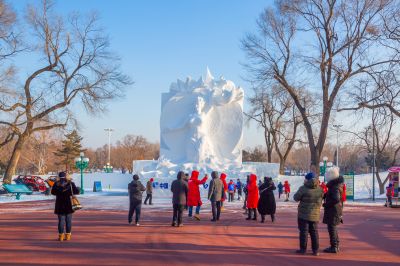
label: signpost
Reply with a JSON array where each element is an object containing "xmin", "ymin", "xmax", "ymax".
[
  {"xmin": 93, "ymin": 181, "xmax": 103, "ymax": 192},
  {"xmin": 343, "ymin": 172, "xmax": 355, "ymax": 201}
]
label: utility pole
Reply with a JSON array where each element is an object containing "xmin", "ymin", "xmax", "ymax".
[
  {"xmin": 333, "ymin": 124, "xmax": 343, "ymax": 168},
  {"xmin": 104, "ymin": 128, "xmax": 114, "ymax": 165},
  {"xmin": 372, "ymin": 109, "xmax": 376, "ymax": 201}
]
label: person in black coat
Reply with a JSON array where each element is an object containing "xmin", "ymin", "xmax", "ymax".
[
  {"xmin": 128, "ymin": 174, "xmax": 146, "ymax": 226},
  {"xmin": 257, "ymin": 177, "xmax": 276, "ymax": 223},
  {"xmin": 171, "ymin": 171, "xmax": 189, "ymax": 227},
  {"xmin": 51, "ymin": 171, "xmax": 79, "ymax": 241},
  {"xmin": 323, "ymin": 167, "xmax": 344, "ymax": 253}
]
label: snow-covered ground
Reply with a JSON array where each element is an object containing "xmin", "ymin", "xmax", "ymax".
[{"xmin": 0, "ymin": 171, "xmax": 391, "ymax": 210}]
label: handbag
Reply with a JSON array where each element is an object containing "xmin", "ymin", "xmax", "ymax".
[{"xmin": 70, "ymin": 182, "xmax": 82, "ymax": 211}]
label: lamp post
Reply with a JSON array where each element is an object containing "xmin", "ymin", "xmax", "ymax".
[
  {"xmin": 322, "ymin": 156, "xmax": 328, "ymax": 182},
  {"xmin": 333, "ymin": 124, "xmax": 343, "ymax": 167},
  {"xmin": 103, "ymin": 163, "xmax": 113, "ymax": 173},
  {"xmin": 75, "ymin": 152, "xmax": 89, "ymax": 195},
  {"xmin": 104, "ymin": 128, "xmax": 114, "ymax": 163}
]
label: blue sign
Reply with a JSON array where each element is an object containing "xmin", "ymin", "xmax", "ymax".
[
  {"xmin": 160, "ymin": 182, "xmax": 169, "ymax": 189},
  {"xmin": 153, "ymin": 182, "xmax": 159, "ymax": 188},
  {"xmin": 93, "ymin": 181, "xmax": 102, "ymax": 192},
  {"xmin": 203, "ymin": 183, "xmax": 209, "ymax": 189}
]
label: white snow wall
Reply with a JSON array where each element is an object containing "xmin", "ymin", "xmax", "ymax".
[{"xmin": 160, "ymin": 69, "xmax": 244, "ymax": 168}]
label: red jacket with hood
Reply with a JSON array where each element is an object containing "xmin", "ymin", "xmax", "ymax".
[
  {"xmin": 283, "ymin": 181, "xmax": 291, "ymax": 193},
  {"xmin": 220, "ymin": 173, "xmax": 228, "ymax": 202},
  {"xmin": 187, "ymin": 171, "xmax": 208, "ymax": 207},
  {"xmin": 246, "ymin": 174, "xmax": 259, "ymax": 208}
]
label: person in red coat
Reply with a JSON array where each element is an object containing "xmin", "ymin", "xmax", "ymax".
[
  {"xmin": 220, "ymin": 173, "xmax": 228, "ymax": 209},
  {"xmin": 283, "ymin": 180, "xmax": 291, "ymax": 202},
  {"xmin": 187, "ymin": 170, "xmax": 208, "ymax": 220},
  {"xmin": 246, "ymin": 174, "xmax": 259, "ymax": 221},
  {"xmin": 341, "ymin": 182, "xmax": 347, "ymax": 204}
]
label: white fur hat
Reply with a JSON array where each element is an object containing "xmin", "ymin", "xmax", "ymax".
[{"xmin": 325, "ymin": 167, "xmax": 340, "ymax": 182}]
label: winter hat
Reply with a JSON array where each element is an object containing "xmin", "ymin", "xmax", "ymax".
[
  {"xmin": 325, "ymin": 167, "xmax": 340, "ymax": 182},
  {"xmin": 305, "ymin": 172, "xmax": 315, "ymax": 180},
  {"xmin": 133, "ymin": 174, "xmax": 139, "ymax": 180},
  {"xmin": 150, "ymin": 178, "xmax": 154, "ymax": 182},
  {"xmin": 220, "ymin": 173, "xmax": 227, "ymax": 180},
  {"xmin": 58, "ymin": 171, "xmax": 67, "ymax": 178},
  {"xmin": 191, "ymin": 170, "xmax": 199, "ymax": 180}
]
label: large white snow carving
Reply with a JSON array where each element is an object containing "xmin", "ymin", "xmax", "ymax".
[{"xmin": 160, "ymin": 69, "xmax": 244, "ymax": 167}]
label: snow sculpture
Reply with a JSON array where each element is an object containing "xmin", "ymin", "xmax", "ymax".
[{"xmin": 160, "ymin": 69, "xmax": 244, "ymax": 167}]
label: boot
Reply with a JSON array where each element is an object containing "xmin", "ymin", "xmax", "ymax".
[
  {"xmin": 323, "ymin": 246, "xmax": 339, "ymax": 253},
  {"xmin": 65, "ymin": 233, "xmax": 71, "ymax": 241},
  {"xmin": 252, "ymin": 210, "xmax": 257, "ymax": 221},
  {"xmin": 194, "ymin": 214, "xmax": 200, "ymax": 221},
  {"xmin": 296, "ymin": 249, "xmax": 306, "ymax": 254},
  {"xmin": 261, "ymin": 215, "xmax": 265, "ymax": 223},
  {"xmin": 246, "ymin": 211, "xmax": 252, "ymax": 220},
  {"xmin": 58, "ymin": 233, "xmax": 65, "ymax": 242},
  {"xmin": 271, "ymin": 214, "xmax": 275, "ymax": 223}
]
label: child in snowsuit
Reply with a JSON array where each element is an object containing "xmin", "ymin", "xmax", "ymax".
[
  {"xmin": 228, "ymin": 180, "xmax": 236, "ymax": 202},
  {"xmin": 220, "ymin": 173, "xmax": 228, "ymax": 209},
  {"xmin": 277, "ymin": 182, "xmax": 283, "ymax": 199},
  {"xmin": 385, "ymin": 183, "xmax": 394, "ymax": 207},
  {"xmin": 236, "ymin": 179, "xmax": 243, "ymax": 200},
  {"xmin": 284, "ymin": 180, "xmax": 291, "ymax": 202}
]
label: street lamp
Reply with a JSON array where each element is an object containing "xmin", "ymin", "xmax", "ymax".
[
  {"xmin": 333, "ymin": 124, "xmax": 343, "ymax": 167},
  {"xmin": 103, "ymin": 163, "xmax": 113, "ymax": 173},
  {"xmin": 320, "ymin": 156, "xmax": 328, "ymax": 182},
  {"xmin": 104, "ymin": 128, "xmax": 114, "ymax": 165},
  {"xmin": 75, "ymin": 152, "xmax": 89, "ymax": 195}
]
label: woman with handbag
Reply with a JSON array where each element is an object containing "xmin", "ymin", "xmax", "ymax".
[
  {"xmin": 257, "ymin": 177, "xmax": 276, "ymax": 223},
  {"xmin": 51, "ymin": 171, "xmax": 80, "ymax": 241}
]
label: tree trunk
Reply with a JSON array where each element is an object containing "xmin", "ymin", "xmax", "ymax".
[
  {"xmin": 3, "ymin": 134, "xmax": 28, "ymax": 184},
  {"xmin": 310, "ymin": 147, "xmax": 320, "ymax": 176},
  {"xmin": 375, "ymin": 171, "xmax": 384, "ymax": 195},
  {"xmin": 264, "ymin": 129, "xmax": 273, "ymax": 163},
  {"xmin": 279, "ymin": 159, "xmax": 285, "ymax": 175}
]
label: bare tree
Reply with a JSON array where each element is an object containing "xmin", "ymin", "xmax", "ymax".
[
  {"xmin": 242, "ymin": 0, "xmax": 399, "ymax": 173},
  {"xmin": 343, "ymin": 108, "xmax": 399, "ymax": 194},
  {"xmin": 1, "ymin": 1, "xmax": 131, "ymax": 183},
  {"xmin": 245, "ymin": 88, "xmax": 274, "ymax": 162},
  {"xmin": 246, "ymin": 85, "xmax": 303, "ymax": 173}
]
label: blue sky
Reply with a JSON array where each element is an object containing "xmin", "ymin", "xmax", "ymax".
[{"xmin": 12, "ymin": 0, "xmax": 274, "ymax": 148}]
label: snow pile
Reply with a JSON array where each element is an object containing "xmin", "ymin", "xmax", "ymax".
[{"xmin": 160, "ymin": 68, "xmax": 244, "ymax": 168}]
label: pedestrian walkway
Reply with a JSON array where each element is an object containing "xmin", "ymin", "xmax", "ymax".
[{"xmin": 0, "ymin": 201, "xmax": 398, "ymax": 265}]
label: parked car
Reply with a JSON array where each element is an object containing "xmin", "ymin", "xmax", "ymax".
[{"xmin": 13, "ymin": 175, "xmax": 48, "ymax": 193}]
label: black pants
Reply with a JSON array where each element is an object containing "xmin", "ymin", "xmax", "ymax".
[
  {"xmin": 298, "ymin": 218, "xmax": 319, "ymax": 252},
  {"xmin": 144, "ymin": 193, "xmax": 152, "ymax": 205},
  {"xmin": 387, "ymin": 196, "xmax": 392, "ymax": 206},
  {"xmin": 172, "ymin": 204, "xmax": 184, "ymax": 225},
  {"xmin": 247, "ymin": 208, "xmax": 257, "ymax": 219},
  {"xmin": 57, "ymin": 214, "xmax": 72, "ymax": 234},
  {"xmin": 211, "ymin": 201, "xmax": 221, "ymax": 220},
  {"xmin": 238, "ymin": 190, "xmax": 242, "ymax": 200},
  {"xmin": 128, "ymin": 201, "xmax": 142, "ymax": 224},
  {"xmin": 327, "ymin": 224, "xmax": 339, "ymax": 248},
  {"xmin": 261, "ymin": 214, "xmax": 275, "ymax": 222},
  {"xmin": 228, "ymin": 193, "xmax": 234, "ymax": 202}
]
